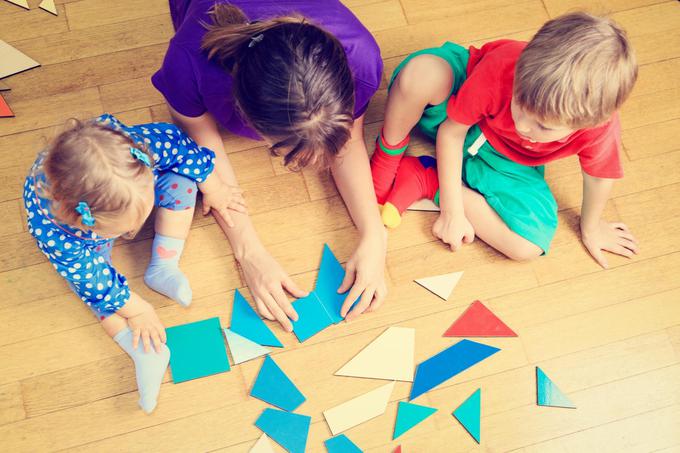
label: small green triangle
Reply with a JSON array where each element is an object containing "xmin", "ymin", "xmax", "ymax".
[
  {"xmin": 393, "ymin": 401, "xmax": 437, "ymax": 439},
  {"xmin": 536, "ymin": 367, "xmax": 576, "ymax": 408},
  {"xmin": 452, "ymin": 389, "xmax": 481, "ymax": 443}
]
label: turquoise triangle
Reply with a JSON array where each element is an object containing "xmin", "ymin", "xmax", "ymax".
[
  {"xmin": 452, "ymin": 389, "xmax": 481, "ymax": 443},
  {"xmin": 255, "ymin": 408, "xmax": 310, "ymax": 453},
  {"xmin": 324, "ymin": 434, "xmax": 363, "ymax": 453},
  {"xmin": 230, "ymin": 289, "xmax": 283, "ymax": 347},
  {"xmin": 251, "ymin": 356, "xmax": 306, "ymax": 412},
  {"xmin": 536, "ymin": 367, "xmax": 576, "ymax": 408},
  {"xmin": 393, "ymin": 401, "xmax": 437, "ymax": 439}
]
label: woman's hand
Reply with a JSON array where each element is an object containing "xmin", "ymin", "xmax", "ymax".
[
  {"xmin": 198, "ymin": 175, "xmax": 247, "ymax": 227},
  {"xmin": 126, "ymin": 301, "xmax": 167, "ymax": 353}
]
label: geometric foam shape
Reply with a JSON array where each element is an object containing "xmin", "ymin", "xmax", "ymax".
[
  {"xmin": 393, "ymin": 446, "xmax": 402, "ymax": 453},
  {"xmin": 414, "ymin": 271, "xmax": 464, "ymax": 301},
  {"xmin": 39, "ymin": 0, "xmax": 57, "ymax": 15},
  {"xmin": 393, "ymin": 401, "xmax": 437, "ymax": 439},
  {"xmin": 5, "ymin": 0, "xmax": 29, "ymax": 9},
  {"xmin": 443, "ymin": 300, "xmax": 517, "ymax": 337},
  {"xmin": 335, "ymin": 327, "xmax": 415, "ymax": 382},
  {"xmin": 315, "ymin": 244, "xmax": 357, "ymax": 322},
  {"xmin": 223, "ymin": 328, "xmax": 270, "ymax": 365},
  {"xmin": 255, "ymin": 408, "xmax": 311, "ymax": 453},
  {"xmin": 409, "ymin": 339, "xmax": 500, "ymax": 400},
  {"xmin": 0, "ymin": 93, "xmax": 14, "ymax": 118},
  {"xmin": 251, "ymin": 356, "xmax": 306, "ymax": 412},
  {"xmin": 249, "ymin": 433, "xmax": 275, "ymax": 453},
  {"xmin": 165, "ymin": 317, "xmax": 230, "ymax": 383},
  {"xmin": 452, "ymin": 388, "xmax": 481, "ymax": 443},
  {"xmin": 0, "ymin": 40, "xmax": 40, "ymax": 79},
  {"xmin": 536, "ymin": 367, "xmax": 576, "ymax": 409},
  {"xmin": 324, "ymin": 434, "xmax": 362, "ymax": 453},
  {"xmin": 323, "ymin": 381, "xmax": 395, "ymax": 435},
  {"xmin": 230, "ymin": 289, "xmax": 283, "ymax": 347},
  {"xmin": 407, "ymin": 198, "xmax": 440, "ymax": 212},
  {"xmin": 291, "ymin": 292, "xmax": 334, "ymax": 342}
]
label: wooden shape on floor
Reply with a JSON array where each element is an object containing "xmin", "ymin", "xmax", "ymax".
[
  {"xmin": 323, "ymin": 381, "xmax": 395, "ymax": 435},
  {"xmin": 251, "ymin": 356, "xmax": 306, "ymax": 412},
  {"xmin": 407, "ymin": 199, "xmax": 440, "ymax": 212},
  {"xmin": 316, "ymin": 243, "xmax": 357, "ymax": 322},
  {"xmin": 443, "ymin": 300, "xmax": 518, "ymax": 337},
  {"xmin": 4, "ymin": 0, "xmax": 29, "ymax": 9},
  {"xmin": 230, "ymin": 289, "xmax": 283, "ymax": 347},
  {"xmin": 0, "ymin": 80, "xmax": 10, "ymax": 91},
  {"xmin": 0, "ymin": 40, "xmax": 40, "ymax": 79},
  {"xmin": 536, "ymin": 367, "xmax": 576, "ymax": 408},
  {"xmin": 335, "ymin": 326, "xmax": 415, "ymax": 382},
  {"xmin": 0, "ymin": 93, "xmax": 14, "ymax": 118},
  {"xmin": 393, "ymin": 401, "xmax": 437, "ymax": 439},
  {"xmin": 255, "ymin": 408, "xmax": 311, "ymax": 453},
  {"xmin": 414, "ymin": 271, "xmax": 463, "ymax": 301},
  {"xmin": 291, "ymin": 292, "xmax": 334, "ymax": 342},
  {"xmin": 249, "ymin": 433, "xmax": 275, "ymax": 453},
  {"xmin": 393, "ymin": 446, "xmax": 402, "ymax": 453},
  {"xmin": 324, "ymin": 434, "xmax": 362, "ymax": 453},
  {"xmin": 452, "ymin": 388, "xmax": 481, "ymax": 443},
  {"xmin": 223, "ymin": 328, "xmax": 270, "ymax": 365},
  {"xmin": 39, "ymin": 0, "xmax": 57, "ymax": 15}
]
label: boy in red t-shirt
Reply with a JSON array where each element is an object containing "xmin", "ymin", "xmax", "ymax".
[{"xmin": 371, "ymin": 12, "xmax": 639, "ymax": 266}]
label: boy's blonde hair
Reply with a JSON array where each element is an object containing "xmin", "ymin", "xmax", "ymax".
[
  {"xmin": 42, "ymin": 119, "xmax": 153, "ymax": 231},
  {"xmin": 513, "ymin": 12, "xmax": 637, "ymax": 129}
]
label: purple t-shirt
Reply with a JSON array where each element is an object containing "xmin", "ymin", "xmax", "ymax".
[{"xmin": 152, "ymin": 0, "xmax": 383, "ymax": 140}]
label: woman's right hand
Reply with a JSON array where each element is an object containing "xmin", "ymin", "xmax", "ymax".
[{"xmin": 125, "ymin": 301, "xmax": 167, "ymax": 353}]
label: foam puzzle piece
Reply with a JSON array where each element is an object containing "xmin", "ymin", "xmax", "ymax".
[
  {"xmin": 393, "ymin": 401, "xmax": 437, "ymax": 439},
  {"xmin": 407, "ymin": 199, "xmax": 440, "ymax": 212},
  {"xmin": 410, "ymin": 339, "xmax": 500, "ymax": 400},
  {"xmin": 315, "ymin": 244, "xmax": 357, "ymax": 322},
  {"xmin": 291, "ymin": 292, "xmax": 334, "ymax": 342},
  {"xmin": 324, "ymin": 434, "xmax": 363, "ymax": 453},
  {"xmin": 443, "ymin": 300, "xmax": 517, "ymax": 337},
  {"xmin": 223, "ymin": 328, "xmax": 269, "ymax": 365},
  {"xmin": 452, "ymin": 388, "xmax": 481, "ymax": 443},
  {"xmin": 231, "ymin": 289, "xmax": 283, "ymax": 347},
  {"xmin": 249, "ymin": 433, "xmax": 275, "ymax": 453},
  {"xmin": 39, "ymin": 0, "xmax": 57, "ymax": 15},
  {"xmin": 536, "ymin": 367, "xmax": 576, "ymax": 408},
  {"xmin": 251, "ymin": 356, "xmax": 306, "ymax": 412},
  {"xmin": 393, "ymin": 447, "xmax": 402, "ymax": 453},
  {"xmin": 0, "ymin": 94, "xmax": 14, "ymax": 118},
  {"xmin": 4, "ymin": 0, "xmax": 29, "ymax": 10},
  {"xmin": 414, "ymin": 271, "xmax": 463, "ymax": 301},
  {"xmin": 323, "ymin": 381, "xmax": 395, "ymax": 435},
  {"xmin": 335, "ymin": 327, "xmax": 415, "ymax": 382},
  {"xmin": 166, "ymin": 317, "xmax": 230, "ymax": 383},
  {"xmin": 255, "ymin": 408, "xmax": 311, "ymax": 453},
  {"xmin": 0, "ymin": 40, "xmax": 40, "ymax": 79}
]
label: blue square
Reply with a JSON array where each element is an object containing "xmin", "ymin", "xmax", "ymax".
[
  {"xmin": 166, "ymin": 317, "xmax": 230, "ymax": 383},
  {"xmin": 291, "ymin": 293, "xmax": 334, "ymax": 342}
]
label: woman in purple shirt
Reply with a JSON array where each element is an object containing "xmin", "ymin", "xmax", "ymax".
[{"xmin": 153, "ymin": 1, "xmax": 387, "ymax": 331}]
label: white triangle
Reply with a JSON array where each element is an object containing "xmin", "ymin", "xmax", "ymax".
[
  {"xmin": 323, "ymin": 381, "xmax": 395, "ymax": 435},
  {"xmin": 39, "ymin": 0, "xmax": 57, "ymax": 15},
  {"xmin": 335, "ymin": 327, "xmax": 414, "ymax": 382},
  {"xmin": 223, "ymin": 328, "xmax": 270, "ymax": 365},
  {"xmin": 0, "ymin": 40, "xmax": 40, "ymax": 79},
  {"xmin": 249, "ymin": 433, "xmax": 275, "ymax": 453},
  {"xmin": 415, "ymin": 271, "xmax": 464, "ymax": 301},
  {"xmin": 5, "ymin": 0, "xmax": 30, "ymax": 10},
  {"xmin": 407, "ymin": 199, "xmax": 440, "ymax": 212}
]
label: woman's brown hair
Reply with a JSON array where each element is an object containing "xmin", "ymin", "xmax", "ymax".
[{"xmin": 202, "ymin": 4, "xmax": 355, "ymax": 170}]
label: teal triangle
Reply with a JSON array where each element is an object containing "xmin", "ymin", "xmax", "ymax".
[
  {"xmin": 324, "ymin": 434, "xmax": 363, "ymax": 452},
  {"xmin": 536, "ymin": 367, "xmax": 576, "ymax": 408},
  {"xmin": 230, "ymin": 289, "xmax": 283, "ymax": 347},
  {"xmin": 393, "ymin": 401, "xmax": 437, "ymax": 439},
  {"xmin": 223, "ymin": 328, "xmax": 269, "ymax": 364},
  {"xmin": 251, "ymin": 356, "xmax": 306, "ymax": 412},
  {"xmin": 452, "ymin": 389, "xmax": 481, "ymax": 443},
  {"xmin": 255, "ymin": 408, "xmax": 310, "ymax": 453}
]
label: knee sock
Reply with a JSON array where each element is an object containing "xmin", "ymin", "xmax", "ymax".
[
  {"xmin": 382, "ymin": 156, "xmax": 440, "ymax": 228},
  {"xmin": 144, "ymin": 234, "xmax": 192, "ymax": 307},
  {"xmin": 114, "ymin": 327, "xmax": 170, "ymax": 414},
  {"xmin": 370, "ymin": 130, "xmax": 410, "ymax": 205}
]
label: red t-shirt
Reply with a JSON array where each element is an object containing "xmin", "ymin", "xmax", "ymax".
[{"xmin": 446, "ymin": 40, "xmax": 623, "ymax": 179}]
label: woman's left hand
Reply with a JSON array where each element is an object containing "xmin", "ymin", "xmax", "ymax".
[{"xmin": 338, "ymin": 229, "xmax": 388, "ymax": 321}]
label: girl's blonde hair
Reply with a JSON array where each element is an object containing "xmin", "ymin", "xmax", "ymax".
[
  {"xmin": 513, "ymin": 12, "xmax": 638, "ymax": 129},
  {"xmin": 42, "ymin": 119, "xmax": 153, "ymax": 231}
]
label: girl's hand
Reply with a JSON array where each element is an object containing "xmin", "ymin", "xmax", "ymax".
[
  {"xmin": 199, "ymin": 175, "xmax": 247, "ymax": 227},
  {"xmin": 432, "ymin": 210, "xmax": 475, "ymax": 251},
  {"xmin": 338, "ymin": 229, "xmax": 388, "ymax": 321},
  {"xmin": 581, "ymin": 220, "xmax": 639, "ymax": 268},
  {"xmin": 126, "ymin": 301, "xmax": 167, "ymax": 354}
]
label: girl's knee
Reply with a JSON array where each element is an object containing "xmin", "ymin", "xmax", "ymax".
[
  {"xmin": 504, "ymin": 239, "xmax": 543, "ymax": 262},
  {"xmin": 155, "ymin": 172, "xmax": 198, "ymax": 210},
  {"xmin": 395, "ymin": 55, "xmax": 454, "ymax": 105}
]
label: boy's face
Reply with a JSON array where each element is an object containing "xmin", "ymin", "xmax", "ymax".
[{"xmin": 510, "ymin": 99, "xmax": 574, "ymax": 143}]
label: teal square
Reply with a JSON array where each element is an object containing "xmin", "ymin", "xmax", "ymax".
[{"xmin": 166, "ymin": 317, "xmax": 230, "ymax": 383}]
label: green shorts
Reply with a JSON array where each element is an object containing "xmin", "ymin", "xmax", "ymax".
[{"xmin": 389, "ymin": 42, "xmax": 558, "ymax": 253}]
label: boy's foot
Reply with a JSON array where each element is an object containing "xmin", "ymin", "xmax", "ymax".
[
  {"xmin": 370, "ymin": 131, "xmax": 410, "ymax": 205},
  {"xmin": 144, "ymin": 234, "xmax": 192, "ymax": 307},
  {"xmin": 382, "ymin": 156, "xmax": 439, "ymax": 228}
]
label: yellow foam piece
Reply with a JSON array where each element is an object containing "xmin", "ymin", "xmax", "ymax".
[
  {"xmin": 381, "ymin": 202, "xmax": 402, "ymax": 228},
  {"xmin": 323, "ymin": 381, "xmax": 395, "ymax": 435},
  {"xmin": 5, "ymin": 0, "xmax": 29, "ymax": 10},
  {"xmin": 39, "ymin": 0, "xmax": 57, "ymax": 15}
]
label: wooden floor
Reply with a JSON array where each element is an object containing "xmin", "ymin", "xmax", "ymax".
[{"xmin": 1, "ymin": 0, "xmax": 680, "ymax": 451}]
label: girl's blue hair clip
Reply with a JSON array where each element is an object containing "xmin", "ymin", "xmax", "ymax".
[
  {"xmin": 75, "ymin": 201, "xmax": 95, "ymax": 227},
  {"xmin": 130, "ymin": 147, "xmax": 152, "ymax": 167}
]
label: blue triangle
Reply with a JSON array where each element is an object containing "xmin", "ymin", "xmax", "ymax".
[
  {"xmin": 315, "ymin": 244, "xmax": 357, "ymax": 323},
  {"xmin": 255, "ymin": 408, "xmax": 310, "ymax": 453},
  {"xmin": 393, "ymin": 401, "xmax": 437, "ymax": 439},
  {"xmin": 251, "ymin": 356, "xmax": 306, "ymax": 412},
  {"xmin": 536, "ymin": 367, "xmax": 576, "ymax": 408},
  {"xmin": 324, "ymin": 434, "xmax": 363, "ymax": 453},
  {"xmin": 410, "ymin": 339, "xmax": 500, "ymax": 400},
  {"xmin": 452, "ymin": 389, "xmax": 481, "ymax": 443},
  {"xmin": 230, "ymin": 289, "xmax": 282, "ymax": 347}
]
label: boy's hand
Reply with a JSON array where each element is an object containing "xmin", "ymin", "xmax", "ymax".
[
  {"xmin": 126, "ymin": 301, "xmax": 167, "ymax": 353},
  {"xmin": 199, "ymin": 175, "xmax": 247, "ymax": 227},
  {"xmin": 581, "ymin": 219, "xmax": 639, "ymax": 268},
  {"xmin": 433, "ymin": 210, "xmax": 475, "ymax": 251}
]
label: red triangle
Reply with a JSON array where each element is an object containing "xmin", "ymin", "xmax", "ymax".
[
  {"xmin": 443, "ymin": 300, "xmax": 517, "ymax": 337},
  {"xmin": 393, "ymin": 446, "xmax": 402, "ymax": 453},
  {"xmin": 0, "ymin": 93, "xmax": 14, "ymax": 118}
]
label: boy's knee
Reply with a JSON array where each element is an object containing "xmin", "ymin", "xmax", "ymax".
[
  {"xmin": 504, "ymin": 240, "xmax": 543, "ymax": 262},
  {"xmin": 396, "ymin": 55, "xmax": 453, "ymax": 105}
]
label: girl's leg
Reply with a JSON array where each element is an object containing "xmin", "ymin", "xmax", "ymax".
[
  {"xmin": 372, "ymin": 54, "xmax": 454, "ymax": 204},
  {"xmin": 144, "ymin": 172, "xmax": 198, "ymax": 306},
  {"xmin": 101, "ymin": 313, "xmax": 170, "ymax": 413}
]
